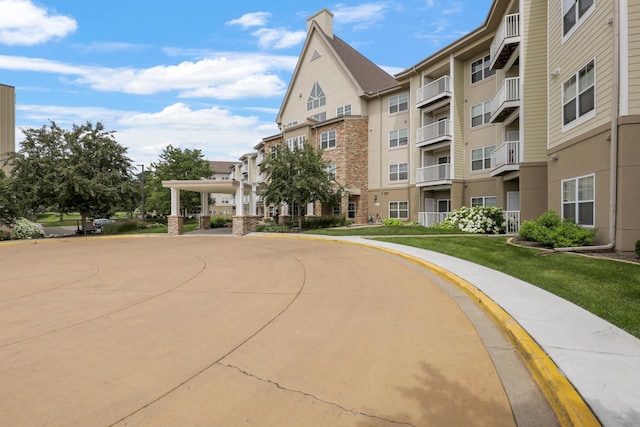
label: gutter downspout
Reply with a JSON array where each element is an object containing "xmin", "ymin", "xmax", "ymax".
[{"xmin": 555, "ymin": 0, "xmax": 619, "ymax": 253}]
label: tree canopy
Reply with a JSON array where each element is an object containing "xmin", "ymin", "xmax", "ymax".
[
  {"xmin": 0, "ymin": 170, "xmax": 17, "ymax": 227},
  {"xmin": 146, "ymin": 145, "xmax": 211, "ymax": 216},
  {"xmin": 259, "ymin": 143, "xmax": 342, "ymax": 228},
  {"xmin": 7, "ymin": 121, "xmax": 138, "ymax": 229}
]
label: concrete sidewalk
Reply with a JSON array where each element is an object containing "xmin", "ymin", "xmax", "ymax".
[{"xmin": 263, "ymin": 234, "xmax": 640, "ymax": 427}]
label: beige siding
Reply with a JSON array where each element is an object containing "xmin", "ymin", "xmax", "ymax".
[
  {"xmin": 409, "ymin": 73, "xmax": 421, "ymax": 185},
  {"xmin": 462, "ymin": 53, "xmax": 497, "ymax": 181},
  {"xmin": 0, "ymin": 84, "xmax": 15, "ymax": 175},
  {"xmin": 280, "ymin": 34, "xmax": 362, "ymax": 129},
  {"xmin": 367, "ymin": 97, "xmax": 384, "ymax": 191},
  {"xmin": 548, "ymin": 1, "xmax": 615, "ymax": 149},
  {"xmin": 627, "ymin": 3, "xmax": 640, "ymax": 114},
  {"xmin": 452, "ymin": 58, "xmax": 465, "ymax": 180},
  {"xmin": 521, "ymin": 0, "xmax": 548, "ymax": 162}
]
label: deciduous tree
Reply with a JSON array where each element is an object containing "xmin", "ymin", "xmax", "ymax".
[
  {"xmin": 259, "ymin": 143, "xmax": 342, "ymax": 228},
  {"xmin": 146, "ymin": 145, "xmax": 211, "ymax": 216}
]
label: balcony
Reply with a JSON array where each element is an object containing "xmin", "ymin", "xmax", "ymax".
[
  {"xmin": 490, "ymin": 13, "xmax": 520, "ymax": 70},
  {"xmin": 416, "ymin": 163, "xmax": 451, "ymax": 187},
  {"xmin": 416, "ymin": 120, "xmax": 452, "ymax": 147},
  {"xmin": 490, "ymin": 140, "xmax": 520, "ymax": 176},
  {"xmin": 490, "ymin": 77, "xmax": 520, "ymax": 123},
  {"xmin": 416, "ymin": 76, "xmax": 451, "ymax": 111},
  {"xmin": 418, "ymin": 212, "xmax": 450, "ymax": 227},
  {"xmin": 256, "ymin": 152, "xmax": 265, "ymax": 165}
]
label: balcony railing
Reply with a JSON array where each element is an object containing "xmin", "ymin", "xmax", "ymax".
[
  {"xmin": 416, "ymin": 76, "xmax": 451, "ymax": 109},
  {"xmin": 504, "ymin": 210, "xmax": 520, "ymax": 234},
  {"xmin": 418, "ymin": 212, "xmax": 450, "ymax": 227},
  {"xmin": 490, "ymin": 77, "xmax": 520, "ymax": 122},
  {"xmin": 416, "ymin": 163, "xmax": 451, "ymax": 185},
  {"xmin": 416, "ymin": 120, "xmax": 452, "ymax": 147},
  {"xmin": 490, "ymin": 140, "xmax": 520, "ymax": 172},
  {"xmin": 490, "ymin": 13, "xmax": 520, "ymax": 70}
]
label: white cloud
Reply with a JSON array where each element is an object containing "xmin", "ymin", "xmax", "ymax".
[
  {"xmin": 226, "ymin": 12, "xmax": 271, "ymax": 29},
  {"xmin": 333, "ymin": 2, "xmax": 398, "ymax": 30},
  {"xmin": 0, "ymin": 0, "xmax": 77, "ymax": 45},
  {"xmin": 442, "ymin": 3, "xmax": 463, "ymax": 15},
  {"xmin": 16, "ymin": 103, "xmax": 279, "ymax": 165},
  {"xmin": 0, "ymin": 53, "xmax": 298, "ymax": 99},
  {"xmin": 251, "ymin": 28, "xmax": 307, "ymax": 50}
]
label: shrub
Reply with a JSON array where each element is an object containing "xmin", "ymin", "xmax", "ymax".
[
  {"xmin": 210, "ymin": 216, "xmax": 231, "ymax": 228},
  {"xmin": 258, "ymin": 224, "xmax": 291, "ymax": 233},
  {"xmin": 0, "ymin": 229, "xmax": 12, "ymax": 240},
  {"xmin": 101, "ymin": 220, "xmax": 143, "ymax": 235},
  {"xmin": 13, "ymin": 218, "xmax": 45, "ymax": 239},
  {"xmin": 302, "ymin": 215, "xmax": 348, "ymax": 230},
  {"xmin": 635, "ymin": 240, "xmax": 640, "ymax": 257},
  {"xmin": 442, "ymin": 206, "xmax": 505, "ymax": 234},
  {"xmin": 519, "ymin": 210, "xmax": 596, "ymax": 248},
  {"xmin": 383, "ymin": 218, "xmax": 403, "ymax": 226}
]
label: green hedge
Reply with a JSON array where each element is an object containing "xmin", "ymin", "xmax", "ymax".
[{"xmin": 518, "ymin": 210, "xmax": 596, "ymax": 248}]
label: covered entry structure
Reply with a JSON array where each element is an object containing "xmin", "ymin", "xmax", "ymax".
[{"xmin": 161, "ymin": 180, "xmax": 259, "ymax": 236}]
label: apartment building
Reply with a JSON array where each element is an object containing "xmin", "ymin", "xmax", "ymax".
[
  {"xmin": 207, "ymin": 160, "xmax": 238, "ymax": 216},
  {"xmin": 0, "ymin": 84, "xmax": 15, "ymax": 176},
  {"xmin": 546, "ymin": 0, "xmax": 640, "ymax": 253},
  {"xmin": 241, "ymin": 1, "xmax": 638, "ymax": 252},
  {"xmin": 258, "ymin": 9, "xmax": 400, "ymax": 224}
]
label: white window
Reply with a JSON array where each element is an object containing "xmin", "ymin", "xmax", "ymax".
[
  {"xmin": 311, "ymin": 112, "xmax": 326, "ymax": 121},
  {"xmin": 471, "ymin": 196, "xmax": 497, "ymax": 207},
  {"xmin": 389, "ymin": 201, "xmax": 409, "ymax": 219},
  {"xmin": 307, "ymin": 82, "xmax": 326, "ymax": 110},
  {"xmin": 562, "ymin": 174, "xmax": 594, "ymax": 226},
  {"xmin": 389, "ymin": 163, "xmax": 408, "ymax": 181},
  {"xmin": 471, "ymin": 146, "xmax": 495, "ymax": 171},
  {"xmin": 286, "ymin": 135, "xmax": 306, "ymax": 150},
  {"xmin": 389, "ymin": 93, "xmax": 408, "ymax": 114},
  {"xmin": 320, "ymin": 130, "xmax": 336, "ymax": 149},
  {"xmin": 471, "ymin": 55, "xmax": 496, "ymax": 84},
  {"xmin": 471, "ymin": 101, "xmax": 492, "ymax": 127},
  {"xmin": 389, "ymin": 128, "xmax": 408, "ymax": 148},
  {"xmin": 563, "ymin": 0, "xmax": 594, "ymax": 37},
  {"xmin": 563, "ymin": 59, "xmax": 595, "ymax": 127},
  {"xmin": 336, "ymin": 104, "xmax": 351, "ymax": 117},
  {"xmin": 348, "ymin": 202, "xmax": 356, "ymax": 219},
  {"xmin": 325, "ymin": 164, "xmax": 337, "ymax": 180}
]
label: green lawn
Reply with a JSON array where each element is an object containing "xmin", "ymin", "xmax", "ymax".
[
  {"xmin": 36, "ymin": 212, "xmax": 82, "ymax": 226},
  {"xmin": 373, "ymin": 236, "xmax": 640, "ymax": 338},
  {"xmin": 304, "ymin": 225, "xmax": 465, "ymax": 236}
]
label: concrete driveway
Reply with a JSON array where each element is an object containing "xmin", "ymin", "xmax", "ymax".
[{"xmin": 0, "ymin": 235, "xmax": 555, "ymax": 426}]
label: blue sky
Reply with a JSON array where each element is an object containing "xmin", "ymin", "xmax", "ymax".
[{"xmin": 0, "ymin": 0, "xmax": 493, "ymax": 168}]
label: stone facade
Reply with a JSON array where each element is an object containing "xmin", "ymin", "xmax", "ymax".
[
  {"xmin": 198, "ymin": 215, "xmax": 211, "ymax": 230},
  {"xmin": 167, "ymin": 216, "xmax": 184, "ymax": 236},
  {"xmin": 232, "ymin": 215, "xmax": 261, "ymax": 236}
]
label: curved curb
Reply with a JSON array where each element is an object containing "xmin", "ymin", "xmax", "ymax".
[{"xmin": 250, "ymin": 233, "xmax": 601, "ymax": 427}]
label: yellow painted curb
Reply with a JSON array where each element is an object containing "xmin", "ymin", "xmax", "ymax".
[{"xmin": 250, "ymin": 233, "xmax": 601, "ymax": 426}]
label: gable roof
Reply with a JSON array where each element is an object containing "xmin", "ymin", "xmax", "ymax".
[
  {"xmin": 326, "ymin": 33, "xmax": 399, "ymax": 95},
  {"xmin": 276, "ymin": 13, "xmax": 399, "ymax": 124},
  {"xmin": 209, "ymin": 161, "xmax": 238, "ymax": 174}
]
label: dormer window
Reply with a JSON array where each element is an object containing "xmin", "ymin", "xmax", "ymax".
[{"xmin": 307, "ymin": 82, "xmax": 326, "ymax": 110}]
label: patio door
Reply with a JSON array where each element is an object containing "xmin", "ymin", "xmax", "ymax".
[{"xmin": 507, "ymin": 191, "xmax": 520, "ymax": 211}]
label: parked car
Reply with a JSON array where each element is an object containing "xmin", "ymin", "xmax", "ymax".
[{"xmin": 93, "ymin": 218, "xmax": 114, "ymax": 228}]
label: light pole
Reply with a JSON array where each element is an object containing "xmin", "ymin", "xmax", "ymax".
[{"xmin": 138, "ymin": 164, "xmax": 146, "ymax": 221}]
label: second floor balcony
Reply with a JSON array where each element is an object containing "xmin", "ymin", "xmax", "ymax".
[
  {"xmin": 490, "ymin": 77, "xmax": 520, "ymax": 123},
  {"xmin": 416, "ymin": 163, "xmax": 452, "ymax": 187},
  {"xmin": 490, "ymin": 140, "xmax": 520, "ymax": 176},
  {"xmin": 416, "ymin": 76, "xmax": 451, "ymax": 111},
  {"xmin": 416, "ymin": 120, "xmax": 452, "ymax": 147},
  {"xmin": 490, "ymin": 13, "xmax": 520, "ymax": 70}
]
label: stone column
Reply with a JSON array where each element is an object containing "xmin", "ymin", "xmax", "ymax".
[
  {"xmin": 199, "ymin": 192, "xmax": 211, "ymax": 230},
  {"xmin": 167, "ymin": 215, "xmax": 184, "ymax": 236}
]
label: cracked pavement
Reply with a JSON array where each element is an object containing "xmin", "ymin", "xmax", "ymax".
[{"xmin": 0, "ymin": 235, "xmax": 554, "ymax": 426}]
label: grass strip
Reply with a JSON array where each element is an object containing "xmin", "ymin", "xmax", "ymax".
[{"xmin": 376, "ymin": 236, "xmax": 640, "ymax": 338}]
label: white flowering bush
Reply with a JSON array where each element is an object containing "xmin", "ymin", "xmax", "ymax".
[
  {"xmin": 441, "ymin": 206, "xmax": 505, "ymax": 234},
  {"xmin": 13, "ymin": 218, "xmax": 45, "ymax": 239}
]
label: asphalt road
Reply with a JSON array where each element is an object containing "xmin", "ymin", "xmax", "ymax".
[{"xmin": 0, "ymin": 235, "xmax": 556, "ymax": 426}]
